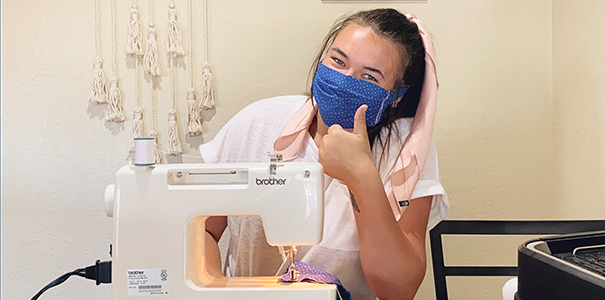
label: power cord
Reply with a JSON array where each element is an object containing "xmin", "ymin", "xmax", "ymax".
[{"xmin": 31, "ymin": 260, "xmax": 111, "ymax": 300}]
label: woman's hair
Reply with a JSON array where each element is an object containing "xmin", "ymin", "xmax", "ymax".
[{"xmin": 308, "ymin": 8, "xmax": 426, "ymax": 157}]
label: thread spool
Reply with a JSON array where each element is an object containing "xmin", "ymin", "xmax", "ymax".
[{"xmin": 134, "ymin": 137, "xmax": 155, "ymax": 166}]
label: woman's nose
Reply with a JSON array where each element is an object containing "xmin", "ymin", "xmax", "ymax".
[{"xmin": 338, "ymin": 68, "xmax": 356, "ymax": 78}]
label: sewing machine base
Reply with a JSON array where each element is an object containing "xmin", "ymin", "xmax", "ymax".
[{"xmin": 114, "ymin": 276, "xmax": 336, "ymax": 299}]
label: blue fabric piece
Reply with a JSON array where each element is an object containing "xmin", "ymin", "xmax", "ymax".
[
  {"xmin": 312, "ymin": 62, "xmax": 409, "ymax": 128},
  {"xmin": 279, "ymin": 260, "xmax": 353, "ymax": 300}
]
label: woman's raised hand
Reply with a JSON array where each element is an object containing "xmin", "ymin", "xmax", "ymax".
[{"xmin": 318, "ymin": 105, "xmax": 376, "ymax": 186}]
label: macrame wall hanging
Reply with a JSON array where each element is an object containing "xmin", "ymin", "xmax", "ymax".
[
  {"xmin": 200, "ymin": 0, "xmax": 215, "ymax": 110},
  {"xmin": 166, "ymin": 0, "xmax": 185, "ymax": 155},
  {"xmin": 91, "ymin": 0, "xmax": 217, "ymax": 163},
  {"xmin": 89, "ymin": 0, "xmax": 108, "ymax": 105},
  {"xmin": 106, "ymin": 0, "xmax": 126, "ymax": 123},
  {"xmin": 126, "ymin": 0, "xmax": 144, "ymax": 153},
  {"xmin": 186, "ymin": 0, "xmax": 203, "ymax": 136}
]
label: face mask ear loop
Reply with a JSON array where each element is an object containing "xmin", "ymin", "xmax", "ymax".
[{"xmin": 375, "ymin": 92, "xmax": 393, "ymax": 125}]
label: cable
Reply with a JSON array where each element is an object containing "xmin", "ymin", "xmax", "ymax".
[
  {"xmin": 30, "ymin": 269, "xmax": 85, "ymax": 300},
  {"xmin": 31, "ymin": 260, "xmax": 111, "ymax": 300}
]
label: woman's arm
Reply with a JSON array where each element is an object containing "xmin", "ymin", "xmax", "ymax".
[
  {"xmin": 318, "ymin": 106, "xmax": 432, "ymax": 300},
  {"xmin": 349, "ymin": 165, "xmax": 432, "ymax": 300},
  {"xmin": 204, "ymin": 216, "xmax": 227, "ymax": 277}
]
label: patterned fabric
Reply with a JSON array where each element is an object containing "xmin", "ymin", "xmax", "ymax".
[
  {"xmin": 312, "ymin": 62, "xmax": 409, "ymax": 128},
  {"xmin": 280, "ymin": 260, "xmax": 353, "ymax": 300}
]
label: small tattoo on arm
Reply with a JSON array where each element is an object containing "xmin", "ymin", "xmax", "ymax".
[{"xmin": 349, "ymin": 190, "xmax": 360, "ymax": 213}]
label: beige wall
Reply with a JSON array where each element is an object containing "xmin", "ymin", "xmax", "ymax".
[
  {"xmin": 1, "ymin": 1, "xmax": 601, "ymax": 300},
  {"xmin": 553, "ymin": 0, "xmax": 605, "ymax": 218}
]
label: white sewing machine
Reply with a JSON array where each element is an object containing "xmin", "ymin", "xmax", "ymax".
[{"xmin": 104, "ymin": 158, "xmax": 336, "ymax": 299}]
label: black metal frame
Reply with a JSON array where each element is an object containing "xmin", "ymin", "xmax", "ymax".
[{"xmin": 428, "ymin": 220, "xmax": 605, "ymax": 300}]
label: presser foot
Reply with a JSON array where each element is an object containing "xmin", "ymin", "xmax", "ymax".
[
  {"xmin": 289, "ymin": 259, "xmax": 299, "ymax": 281},
  {"xmin": 275, "ymin": 245, "xmax": 299, "ymax": 280},
  {"xmin": 287, "ymin": 245, "xmax": 298, "ymax": 280}
]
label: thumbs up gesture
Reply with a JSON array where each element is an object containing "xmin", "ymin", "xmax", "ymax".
[{"xmin": 318, "ymin": 105, "xmax": 375, "ymax": 185}]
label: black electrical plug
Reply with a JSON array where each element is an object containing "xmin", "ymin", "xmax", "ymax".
[{"xmin": 85, "ymin": 260, "xmax": 112, "ymax": 285}]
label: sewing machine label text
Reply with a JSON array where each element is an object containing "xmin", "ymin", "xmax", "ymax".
[
  {"xmin": 255, "ymin": 178, "xmax": 287, "ymax": 185},
  {"xmin": 127, "ymin": 269, "xmax": 169, "ymax": 296}
]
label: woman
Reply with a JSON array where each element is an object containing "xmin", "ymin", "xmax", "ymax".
[{"xmin": 200, "ymin": 8, "xmax": 449, "ymax": 300}]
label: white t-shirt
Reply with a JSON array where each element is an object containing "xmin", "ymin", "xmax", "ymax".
[{"xmin": 200, "ymin": 95, "xmax": 449, "ymax": 300}]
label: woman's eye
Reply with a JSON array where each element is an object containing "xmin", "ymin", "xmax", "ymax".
[
  {"xmin": 363, "ymin": 74, "xmax": 377, "ymax": 82},
  {"xmin": 333, "ymin": 57, "xmax": 345, "ymax": 66}
]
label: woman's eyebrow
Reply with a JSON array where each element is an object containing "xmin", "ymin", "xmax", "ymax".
[{"xmin": 331, "ymin": 47, "xmax": 349, "ymax": 59}]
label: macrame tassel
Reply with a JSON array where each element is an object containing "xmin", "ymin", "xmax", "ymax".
[
  {"xmin": 89, "ymin": 57, "xmax": 108, "ymax": 104},
  {"xmin": 166, "ymin": 7, "xmax": 185, "ymax": 57},
  {"xmin": 106, "ymin": 78, "xmax": 126, "ymax": 123},
  {"xmin": 144, "ymin": 27, "xmax": 161, "ymax": 76},
  {"xmin": 200, "ymin": 63, "xmax": 215, "ymax": 110},
  {"xmin": 186, "ymin": 88, "xmax": 203, "ymax": 136},
  {"xmin": 149, "ymin": 131, "xmax": 164, "ymax": 164},
  {"xmin": 167, "ymin": 109, "xmax": 182, "ymax": 155},
  {"xmin": 129, "ymin": 107, "xmax": 144, "ymax": 153},
  {"xmin": 125, "ymin": 8, "xmax": 143, "ymax": 56}
]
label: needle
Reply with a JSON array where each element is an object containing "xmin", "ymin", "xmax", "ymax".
[{"xmin": 288, "ymin": 245, "xmax": 299, "ymax": 281}]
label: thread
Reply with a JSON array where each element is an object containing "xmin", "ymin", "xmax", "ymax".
[{"xmin": 134, "ymin": 138, "xmax": 155, "ymax": 166}]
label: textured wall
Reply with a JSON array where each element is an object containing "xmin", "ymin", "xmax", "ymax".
[
  {"xmin": 2, "ymin": 1, "xmax": 558, "ymax": 300},
  {"xmin": 553, "ymin": 0, "xmax": 605, "ymax": 218}
]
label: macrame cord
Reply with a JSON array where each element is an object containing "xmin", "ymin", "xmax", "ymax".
[
  {"xmin": 127, "ymin": 0, "xmax": 144, "ymax": 153},
  {"xmin": 166, "ymin": 0, "xmax": 184, "ymax": 155},
  {"xmin": 89, "ymin": 0, "xmax": 108, "ymax": 104},
  {"xmin": 143, "ymin": 0, "xmax": 160, "ymax": 76},
  {"xmin": 186, "ymin": 0, "xmax": 203, "ymax": 136},
  {"xmin": 125, "ymin": 1, "xmax": 143, "ymax": 56},
  {"xmin": 149, "ymin": 78, "xmax": 164, "ymax": 164},
  {"xmin": 167, "ymin": 1, "xmax": 185, "ymax": 57},
  {"xmin": 200, "ymin": 0, "xmax": 215, "ymax": 110},
  {"xmin": 106, "ymin": 0, "xmax": 126, "ymax": 123},
  {"xmin": 146, "ymin": 0, "xmax": 163, "ymax": 163}
]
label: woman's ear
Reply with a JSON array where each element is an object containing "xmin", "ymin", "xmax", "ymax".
[{"xmin": 392, "ymin": 96, "xmax": 403, "ymax": 108}]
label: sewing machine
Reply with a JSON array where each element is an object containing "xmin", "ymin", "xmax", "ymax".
[{"xmin": 103, "ymin": 158, "xmax": 337, "ymax": 299}]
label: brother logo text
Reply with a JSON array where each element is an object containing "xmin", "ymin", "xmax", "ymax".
[
  {"xmin": 128, "ymin": 271, "xmax": 144, "ymax": 275},
  {"xmin": 255, "ymin": 178, "xmax": 287, "ymax": 186}
]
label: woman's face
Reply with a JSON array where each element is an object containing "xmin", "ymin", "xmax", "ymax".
[{"xmin": 321, "ymin": 23, "xmax": 403, "ymax": 91}]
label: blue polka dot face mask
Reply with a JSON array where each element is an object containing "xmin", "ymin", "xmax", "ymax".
[{"xmin": 312, "ymin": 62, "xmax": 409, "ymax": 129}]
